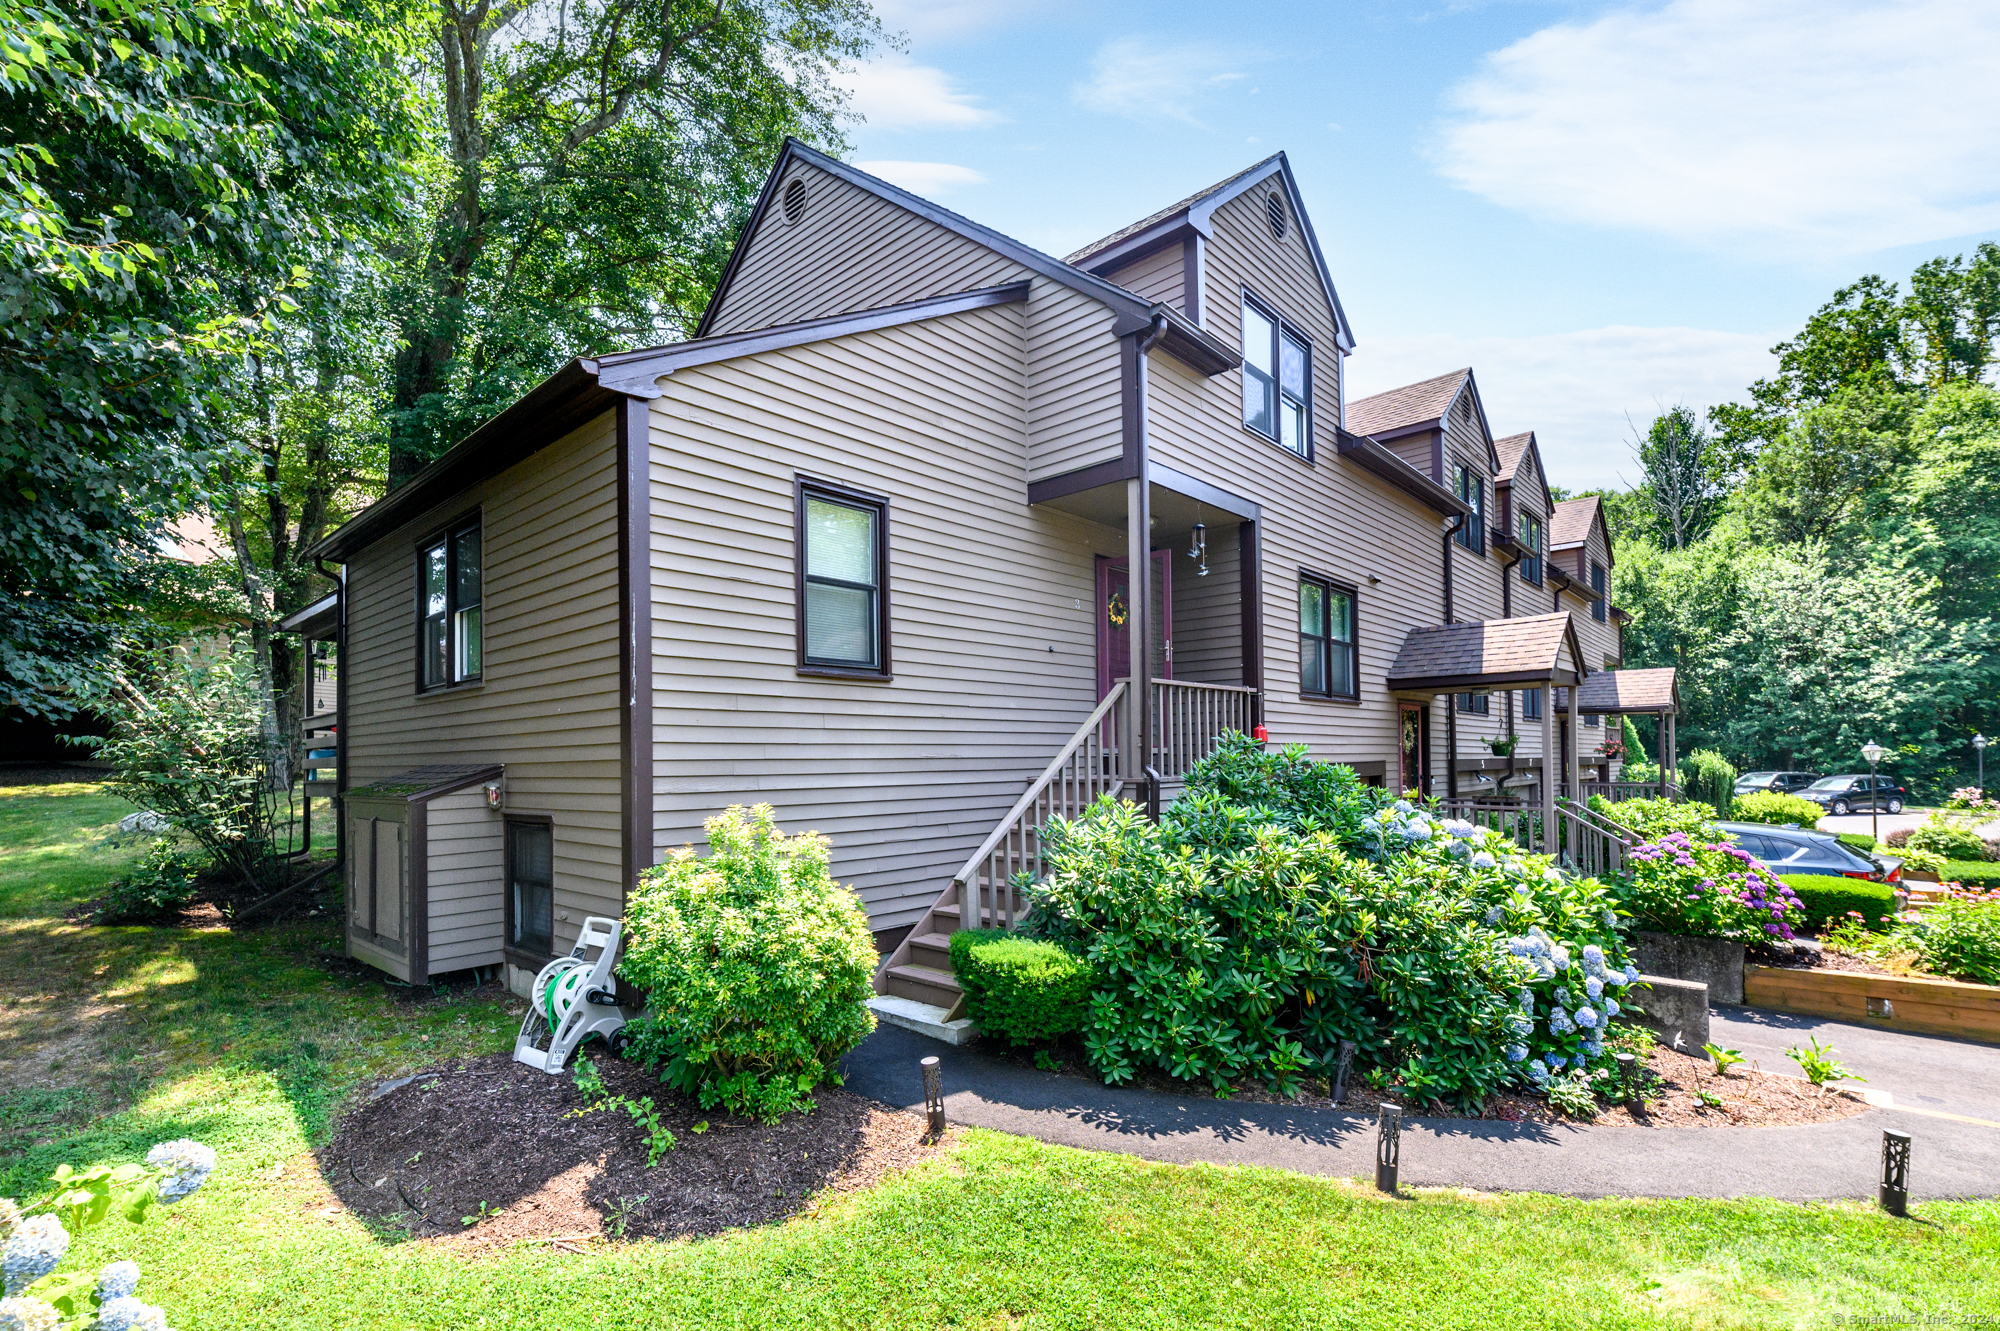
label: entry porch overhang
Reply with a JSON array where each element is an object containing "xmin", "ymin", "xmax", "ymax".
[{"xmin": 1385, "ymin": 612, "xmax": 1582, "ymax": 698}]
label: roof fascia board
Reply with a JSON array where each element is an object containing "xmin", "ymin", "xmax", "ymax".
[
  {"xmin": 1154, "ymin": 307, "xmax": 1241, "ymax": 376},
  {"xmin": 1335, "ymin": 429, "xmax": 1470, "ymax": 517},
  {"xmin": 1147, "ymin": 460, "xmax": 1261, "ymax": 521},
  {"xmin": 591, "ymin": 282, "xmax": 1031, "ymax": 398},
  {"xmin": 693, "ymin": 139, "xmax": 794, "ymax": 339},
  {"xmin": 1080, "ymin": 218, "xmax": 1197, "ymax": 275},
  {"xmin": 278, "ymin": 593, "xmax": 338, "ymax": 635},
  {"xmin": 1388, "ymin": 668, "xmax": 1580, "ymax": 691}
]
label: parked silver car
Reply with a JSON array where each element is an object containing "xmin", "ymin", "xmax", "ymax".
[{"xmin": 1716, "ymin": 821, "xmax": 1891, "ymax": 881}]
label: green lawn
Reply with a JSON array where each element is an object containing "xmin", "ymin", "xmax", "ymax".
[
  {"xmin": 3, "ymin": 785, "xmax": 1998, "ymax": 1330},
  {"xmin": 0, "ymin": 779, "xmax": 143, "ymax": 916}
]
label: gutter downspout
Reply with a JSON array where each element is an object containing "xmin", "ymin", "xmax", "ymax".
[
  {"xmin": 1441, "ymin": 511, "xmax": 1468, "ymax": 800},
  {"xmin": 313, "ymin": 557, "xmax": 347, "ymax": 881},
  {"xmin": 1497, "ymin": 545, "xmax": 1524, "ymax": 785},
  {"xmin": 1130, "ymin": 313, "xmax": 1169, "ymax": 818}
]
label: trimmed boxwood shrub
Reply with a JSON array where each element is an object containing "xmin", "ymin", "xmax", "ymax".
[
  {"xmin": 619, "ymin": 804, "xmax": 878, "ymax": 1121},
  {"xmin": 1730, "ymin": 791, "xmax": 1824, "ymax": 827},
  {"xmin": 1837, "ymin": 832, "xmax": 1877, "ymax": 853},
  {"xmin": 1905, "ymin": 901, "xmax": 2000, "ymax": 985},
  {"xmin": 1778, "ymin": 874, "xmax": 1897, "ymax": 930},
  {"xmin": 1943, "ymin": 860, "xmax": 2000, "ymax": 886},
  {"xmin": 947, "ymin": 928, "xmax": 1094, "ymax": 1045}
]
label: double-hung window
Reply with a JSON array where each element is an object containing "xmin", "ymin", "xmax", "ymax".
[
  {"xmin": 1591, "ymin": 561, "xmax": 1608, "ymax": 622},
  {"xmin": 1299, "ymin": 575, "xmax": 1356, "ymax": 699},
  {"xmin": 1241, "ymin": 296, "xmax": 1311, "ymax": 458},
  {"xmin": 1517, "ymin": 512, "xmax": 1543, "ymax": 584},
  {"xmin": 418, "ymin": 518, "xmax": 481, "ymax": 689},
  {"xmin": 1453, "ymin": 464, "xmax": 1485, "ymax": 553},
  {"xmin": 1457, "ymin": 691, "xmax": 1489, "ymax": 715},
  {"xmin": 507, "ymin": 819, "xmax": 553, "ymax": 956},
  {"xmin": 798, "ymin": 480, "xmax": 889, "ymax": 676},
  {"xmin": 1521, "ymin": 687, "xmax": 1542, "ymax": 719}
]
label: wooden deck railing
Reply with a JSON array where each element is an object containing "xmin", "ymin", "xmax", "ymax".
[
  {"xmin": 1582, "ymin": 780, "xmax": 1684, "ymax": 803},
  {"xmin": 1439, "ymin": 796, "xmax": 1640, "ymax": 880},
  {"xmin": 1148, "ymin": 678, "xmax": 1259, "ymax": 778},
  {"xmin": 952, "ymin": 682, "xmax": 1130, "ymax": 930}
]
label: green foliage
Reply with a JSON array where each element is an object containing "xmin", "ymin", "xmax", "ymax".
[
  {"xmin": 619, "ymin": 804, "xmax": 876, "ymax": 1122},
  {"xmin": 1176, "ymin": 731, "xmax": 1381, "ymax": 842},
  {"xmin": 1631, "ymin": 404, "xmax": 1733, "ymax": 549},
  {"xmin": 1775, "ymin": 875, "xmax": 1897, "ymax": 930},
  {"xmin": 1901, "ymin": 902, "xmax": 2000, "ymax": 986},
  {"xmin": 1729, "ymin": 791, "xmax": 1824, "ymax": 826},
  {"xmin": 1028, "ymin": 752, "xmax": 1638, "ymax": 1111},
  {"xmin": 1683, "ymin": 750, "xmax": 1738, "ymax": 819},
  {"xmin": 94, "ymin": 640, "xmax": 297, "ymax": 905},
  {"xmin": 1588, "ymin": 795, "xmax": 1716, "ymax": 840},
  {"xmin": 1543, "ymin": 1069, "xmax": 1603, "ymax": 1120},
  {"xmin": 1837, "ymin": 833, "xmax": 1877, "ymax": 853},
  {"xmin": 96, "ymin": 838, "xmax": 205, "ymax": 923},
  {"xmin": 946, "ymin": 929, "xmax": 1094, "ymax": 1047},
  {"xmin": 1786, "ymin": 1037, "xmax": 1863, "ymax": 1089},
  {"xmin": 1622, "ymin": 833, "xmax": 1803, "ymax": 942},
  {"xmin": 1908, "ymin": 813, "xmax": 1988, "ymax": 862},
  {"xmin": 1704, "ymin": 1043, "xmax": 1745, "ymax": 1076}
]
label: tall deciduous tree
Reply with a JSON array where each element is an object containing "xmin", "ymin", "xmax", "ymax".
[
  {"xmin": 385, "ymin": 0, "xmax": 883, "ymax": 483},
  {"xmin": 1631, "ymin": 405, "xmax": 1731, "ymax": 549},
  {"xmin": 0, "ymin": 0, "xmax": 417, "ymax": 718}
]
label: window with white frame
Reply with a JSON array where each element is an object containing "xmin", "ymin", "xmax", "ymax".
[{"xmin": 1241, "ymin": 296, "xmax": 1311, "ymax": 458}]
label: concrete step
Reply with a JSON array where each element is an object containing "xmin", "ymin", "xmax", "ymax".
[{"xmin": 866, "ymin": 994, "xmax": 975, "ymax": 1046}]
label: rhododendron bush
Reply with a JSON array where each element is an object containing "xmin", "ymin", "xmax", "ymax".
[
  {"xmin": 1024, "ymin": 735, "xmax": 1640, "ymax": 1111},
  {"xmin": 1621, "ymin": 831, "xmax": 1803, "ymax": 942}
]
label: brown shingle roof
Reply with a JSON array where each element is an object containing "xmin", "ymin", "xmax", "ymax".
[
  {"xmin": 1573, "ymin": 667, "xmax": 1678, "ymax": 714},
  {"xmin": 1064, "ymin": 157, "xmax": 1279, "ymax": 265},
  {"xmin": 1346, "ymin": 369, "xmax": 1469, "ymax": 438},
  {"xmin": 1550, "ymin": 494, "xmax": 1601, "ymax": 550},
  {"xmin": 1386, "ymin": 612, "xmax": 1577, "ymax": 689},
  {"xmin": 1494, "ymin": 431, "xmax": 1535, "ymax": 483}
]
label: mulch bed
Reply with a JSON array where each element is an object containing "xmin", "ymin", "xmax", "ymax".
[
  {"xmin": 981, "ymin": 1036, "xmax": 1865, "ymax": 1129},
  {"xmin": 320, "ymin": 1052, "xmax": 953, "ymax": 1247}
]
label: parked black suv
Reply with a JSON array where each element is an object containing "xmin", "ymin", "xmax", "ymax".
[
  {"xmin": 1799, "ymin": 774, "xmax": 1907, "ymax": 815},
  {"xmin": 1734, "ymin": 770, "xmax": 1822, "ymax": 795}
]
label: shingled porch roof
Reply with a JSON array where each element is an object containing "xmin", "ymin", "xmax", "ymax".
[
  {"xmin": 1386, "ymin": 612, "xmax": 1581, "ymax": 694},
  {"xmin": 1566, "ymin": 666, "xmax": 1680, "ymax": 715}
]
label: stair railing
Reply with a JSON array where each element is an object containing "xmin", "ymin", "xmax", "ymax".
[
  {"xmin": 954, "ymin": 682, "xmax": 1130, "ymax": 931},
  {"xmin": 1149, "ymin": 677, "xmax": 1259, "ymax": 778},
  {"xmin": 1555, "ymin": 796, "xmax": 1641, "ymax": 879}
]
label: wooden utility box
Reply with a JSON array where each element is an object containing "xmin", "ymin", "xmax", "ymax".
[{"xmin": 344, "ymin": 765, "xmax": 505, "ymax": 983}]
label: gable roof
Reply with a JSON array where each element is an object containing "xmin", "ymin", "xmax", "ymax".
[
  {"xmin": 1386, "ymin": 612, "xmax": 1583, "ymax": 692},
  {"xmin": 1062, "ymin": 152, "xmax": 1356, "ymax": 353},
  {"xmin": 1572, "ymin": 667, "xmax": 1679, "ymax": 715},
  {"xmin": 1550, "ymin": 495, "xmax": 1612, "ymax": 563},
  {"xmin": 1493, "ymin": 430, "xmax": 1555, "ymax": 518},
  {"xmin": 1346, "ymin": 369, "xmax": 1468, "ymax": 438}
]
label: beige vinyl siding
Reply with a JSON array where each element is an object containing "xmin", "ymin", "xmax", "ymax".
[
  {"xmin": 709, "ymin": 161, "xmax": 1022, "ymax": 336},
  {"xmin": 1103, "ymin": 243, "xmax": 1184, "ymax": 311},
  {"xmin": 647, "ymin": 302, "xmax": 1126, "ymax": 932},
  {"xmin": 1146, "ymin": 183, "xmax": 1445, "ymax": 783},
  {"xmin": 1170, "ymin": 527, "xmax": 1242, "ymax": 685},
  {"xmin": 1025, "ymin": 287, "xmax": 1123, "ymax": 482},
  {"xmin": 1384, "ymin": 430, "xmax": 1436, "ymax": 479},
  {"xmin": 425, "ymin": 788, "xmax": 505, "ymax": 970},
  {"xmin": 341, "ymin": 413, "xmax": 625, "ymax": 958}
]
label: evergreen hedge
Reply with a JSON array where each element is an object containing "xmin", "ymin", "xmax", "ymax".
[
  {"xmin": 1777, "ymin": 874, "xmax": 1898, "ymax": 929},
  {"xmin": 947, "ymin": 928, "xmax": 1094, "ymax": 1046}
]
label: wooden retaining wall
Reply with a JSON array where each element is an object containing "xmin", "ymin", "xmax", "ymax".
[{"xmin": 1743, "ymin": 965, "xmax": 2000, "ymax": 1045}]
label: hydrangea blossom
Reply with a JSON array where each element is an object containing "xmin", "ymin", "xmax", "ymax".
[
  {"xmin": 1623, "ymin": 962, "xmax": 1640, "ymax": 984},
  {"xmin": 1484, "ymin": 905, "xmax": 1504, "ymax": 925},
  {"xmin": 1471, "ymin": 851, "xmax": 1498, "ymax": 869},
  {"xmin": 2, "ymin": 1216, "xmax": 66, "ymax": 1296},
  {"xmin": 146, "ymin": 1139, "xmax": 215, "ymax": 1204},
  {"xmin": 1543, "ymin": 1052, "xmax": 1566, "ymax": 1070},
  {"xmin": 1517, "ymin": 989, "xmax": 1535, "ymax": 1012},
  {"xmin": 1543, "ymin": 867, "xmax": 1563, "ymax": 883},
  {"xmin": 1574, "ymin": 1006, "xmax": 1599, "ymax": 1029},
  {"xmin": 1549, "ymin": 945, "xmax": 1572, "ymax": 970},
  {"xmin": 96, "ymin": 1297, "xmax": 168, "ymax": 1331},
  {"xmin": 1600, "ymin": 909, "xmax": 1618, "ymax": 929},
  {"xmin": 1553, "ymin": 986, "xmax": 1572, "ymax": 1007},
  {"xmin": 1570, "ymin": 1053, "xmax": 1589, "ymax": 1069},
  {"xmin": 1504, "ymin": 1044, "xmax": 1528, "ymax": 1063},
  {"xmin": 1584, "ymin": 975, "xmax": 1604, "ymax": 1000},
  {"xmin": 1548, "ymin": 1008, "xmax": 1574, "ymax": 1035},
  {"xmin": 98, "ymin": 1262, "xmax": 140, "ymax": 1302},
  {"xmin": 0, "ymin": 1295, "xmax": 59, "ymax": 1331},
  {"xmin": 1603, "ymin": 998, "xmax": 1620, "ymax": 1018}
]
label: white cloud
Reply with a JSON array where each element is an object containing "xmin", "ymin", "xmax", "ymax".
[
  {"xmin": 871, "ymin": 0, "xmax": 1051, "ymax": 40},
  {"xmin": 853, "ymin": 160, "xmax": 989, "ymax": 195},
  {"xmin": 844, "ymin": 53, "xmax": 1001, "ymax": 130},
  {"xmin": 1072, "ymin": 37, "xmax": 1258, "ymax": 124},
  {"xmin": 1346, "ymin": 326, "xmax": 1779, "ymax": 489},
  {"xmin": 1433, "ymin": 0, "xmax": 2000, "ymax": 257}
]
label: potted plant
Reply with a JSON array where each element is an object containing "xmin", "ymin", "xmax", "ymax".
[{"xmin": 1485, "ymin": 735, "xmax": 1518, "ymax": 758}]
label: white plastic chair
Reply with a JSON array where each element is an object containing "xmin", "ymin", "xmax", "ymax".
[{"xmin": 512, "ymin": 916, "xmax": 637, "ymax": 1074}]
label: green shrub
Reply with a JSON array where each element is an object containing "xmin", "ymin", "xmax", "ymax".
[
  {"xmin": 1181, "ymin": 731, "xmax": 1380, "ymax": 844},
  {"xmin": 1683, "ymin": 749, "xmax": 1738, "ymax": 819},
  {"xmin": 97, "ymin": 838, "xmax": 206, "ymax": 922},
  {"xmin": 1837, "ymin": 832, "xmax": 1877, "ymax": 853},
  {"xmin": 1776, "ymin": 874, "xmax": 1897, "ymax": 930},
  {"xmin": 1730, "ymin": 791, "xmax": 1824, "ymax": 827},
  {"xmin": 947, "ymin": 928, "xmax": 1094, "ymax": 1045},
  {"xmin": 619, "ymin": 804, "xmax": 878, "ymax": 1121},
  {"xmin": 1942, "ymin": 860, "xmax": 2000, "ymax": 886},
  {"xmin": 1588, "ymin": 795, "xmax": 1716, "ymax": 840},
  {"xmin": 1903, "ymin": 901, "xmax": 2000, "ymax": 985},
  {"xmin": 1908, "ymin": 814, "xmax": 1988, "ymax": 862},
  {"xmin": 1622, "ymin": 833, "xmax": 1802, "ymax": 941}
]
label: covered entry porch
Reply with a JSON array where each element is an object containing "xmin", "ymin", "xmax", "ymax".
[{"xmin": 1568, "ymin": 666, "xmax": 1684, "ymax": 801}]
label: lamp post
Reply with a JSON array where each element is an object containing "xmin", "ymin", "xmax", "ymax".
[
  {"xmin": 1861, "ymin": 740, "xmax": 1886, "ymax": 845},
  {"xmin": 1976, "ymin": 734, "xmax": 1988, "ymax": 799}
]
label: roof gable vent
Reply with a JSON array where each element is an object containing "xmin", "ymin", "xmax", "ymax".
[
  {"xmin": 1266, "ymin": 192, "xmax": 1286, "ymax": 241},
  {"xmin": 782, "ymin": 176, "xmax": 808, "ymax": 225}
]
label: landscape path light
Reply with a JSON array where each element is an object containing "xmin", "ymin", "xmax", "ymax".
[
  {"xmin": 1615, "ymin": 1051, "xmax": 1638, "ymax": 1107},
  {"xmin": 1375, "ymin": 1103, "xmax": 1402, "ymax": 1195},
  {"xmin": 1332, "ymin": 1039, "xmax": 1357, "ymax": 1105},
  {"xmin": 1975, "ymin": 734, "xmax": 1987, "ymax": 798},
  {"xmin": 1880, "ymin": 1130, "xmax": 1910, "ymax": 1217},
  {"xmin": 1861, "ymin": 740, "xmax": 1886, "ymax": 845},
  {"xmin": 921, "ymin": 1055, "xmax": 945, "ymax": 1141}
]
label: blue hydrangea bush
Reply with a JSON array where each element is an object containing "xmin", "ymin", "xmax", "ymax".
[
  {"xmin": 1, "ymin": 1139, "xmax": 214, "ymax": 1330},
  {"xmin": 1026, "ymin": 736, "xmax": 1641, "ymax": 1111}
]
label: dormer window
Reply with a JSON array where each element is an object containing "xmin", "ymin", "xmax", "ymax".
[
  {"xmin": 1241, "ymin": 294, "xmax": 1311, "ymax": 460},
  {"xmin": 1453, "ymin": 464, "xmax": 1485, "ymax": 554},
  {"xmin": 1517, "ymin": 512, "xmax": 1543, "ymax": 584}
]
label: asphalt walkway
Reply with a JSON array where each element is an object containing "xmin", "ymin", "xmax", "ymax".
[
  {"xmin": 1709, "ymin": 1006, "xmax": 2000, "ymax": 1122},
  {"xmin": 841, "ymin": 1022, "xmax": 2000, "ymax": 1202}
]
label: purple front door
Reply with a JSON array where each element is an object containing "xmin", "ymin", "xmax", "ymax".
[{"xmin": 1096, "ymin": 550, "xmax": 1171, "ymax": 698}]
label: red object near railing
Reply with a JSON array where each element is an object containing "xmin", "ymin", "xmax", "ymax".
[{"xmin": 1252, "ymin": 725, "xmax": 1269, "ymax": 742}]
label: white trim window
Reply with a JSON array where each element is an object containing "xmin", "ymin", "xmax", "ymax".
[{"xmin": 1241, "ymin": 295, "xmax": 1311, "ymax": 458}]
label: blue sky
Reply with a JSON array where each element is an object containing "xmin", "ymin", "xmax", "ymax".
[{"xmin": 837, "ymin": 0, "xmax": 2000, "ymax": 488}]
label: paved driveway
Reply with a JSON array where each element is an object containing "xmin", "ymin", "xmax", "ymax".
[
  {"xmin": 1709, "ymin": 1006, "xmax": 2000, "ymax": 1122},
  {"xmin": 1813, "ymin": 810, "xmax": 2000, "ymax": 840}
]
